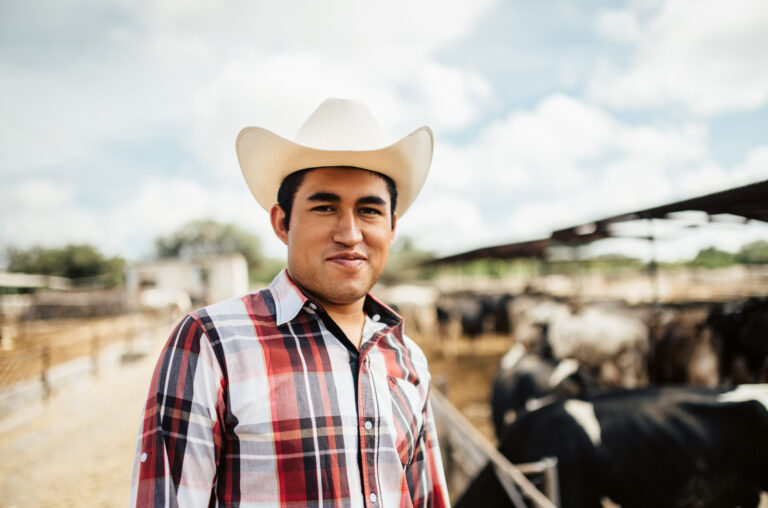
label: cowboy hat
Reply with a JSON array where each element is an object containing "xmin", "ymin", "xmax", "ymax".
[{"xmin": 236, "ymin": 98, "xmax": 433, "ymax": 217}]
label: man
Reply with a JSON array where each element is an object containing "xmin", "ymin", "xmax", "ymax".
[{"xmin": 131, "ymin": 98, "xmax": 450, "ymax": 507}]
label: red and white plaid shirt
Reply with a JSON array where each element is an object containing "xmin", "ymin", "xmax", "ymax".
[{"xmin": 131, "ymin": 270, "xmax": 449, "ymax": 507}]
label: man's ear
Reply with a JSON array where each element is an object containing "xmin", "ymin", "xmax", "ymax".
[
  {"xmin": 270, "ymin": 204, "xmax": 289, "ymax": 246},
  {"xmin": 389, "ymin": 213, "xmax": 397, "ymax": 244}
]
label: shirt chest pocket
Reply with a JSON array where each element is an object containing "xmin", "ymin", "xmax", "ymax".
[{"xmin": 387, "ymin": 376, "xmax": 425, "ymax": 466}]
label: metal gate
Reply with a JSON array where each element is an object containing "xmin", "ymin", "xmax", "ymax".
[{"xmin": 431, "ymin": 389, "xmax": 560, "ymax": 508}]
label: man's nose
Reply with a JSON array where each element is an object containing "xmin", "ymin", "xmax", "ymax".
[{"xmin": 333, "ymin": 211, "xmax": 363, "ymax": 245}]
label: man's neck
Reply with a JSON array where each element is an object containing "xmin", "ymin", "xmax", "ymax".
[
  {"xmin": 291, "ymin": 277, "xmax": 368, "ymax": 349},
  {"xmin": 323, "ymin": 301, "xmax": 367, "ymax": 349}
]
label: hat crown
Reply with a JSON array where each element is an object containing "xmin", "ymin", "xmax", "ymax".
[{"xmin": 295, "ymin": 98, "xmax": 387, "ymax": 151}]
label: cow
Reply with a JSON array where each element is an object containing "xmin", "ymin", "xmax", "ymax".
[
  {"xmin": 647, "ymin": 305, "xmax": 720, "ymax": 387},
  {"xmin": 487, "ymin": 293, "xmax": 515, "ymax": 335},
  {"xmin": 437, "ymin": 292, "xmax": 516, "ymax": 339},
  {"xmin": 459, "ymin": 295, "xmax": 486, "ymax": 338},
  {"xmin": 457, "ymin": 385, "xmax": 768, "ymax": 508},
  {"xmin": 508, "ymin": 296, "xmax": 651, "ymax": 389},
  {"xmin": 707, "ymin": 297, "xmax": 768, "ymax": 383},
  {"xmin": 377, "ymin": 284, "xmax": 440, "ymax": 338},
  {"xmin": 490, "ymin": 343, "xmax": 594, "ymax": 441},
  {"xmin": 546, "ymin": 305, "xmax": 649, "ymax": 388},
  {"xmin": 508, "ymin": 295, "xmax": 570, "ymax": 348}
]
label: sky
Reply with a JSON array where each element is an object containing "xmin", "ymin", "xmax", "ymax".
[{"xmin": 1, "ymin": 0, "xmax": 767, "ymax": 264}]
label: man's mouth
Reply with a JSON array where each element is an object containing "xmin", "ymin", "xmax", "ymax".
[{"xmin": 327, "ymin": 252, "xmax": 366, "ymax": 269}]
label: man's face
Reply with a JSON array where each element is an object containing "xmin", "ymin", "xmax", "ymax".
[{"xmin": 271, "ymin": 167, "xmax": 396, "ymax": 308}]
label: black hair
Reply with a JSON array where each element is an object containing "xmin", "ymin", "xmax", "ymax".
[{"xmin": 277, "ymin": 167, "xmax": 398, "ymax": 230}]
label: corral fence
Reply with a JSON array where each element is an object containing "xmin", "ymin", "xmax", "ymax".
[
  {"xmin": 0, "ymin": 311, "xmax": 177, "ymax": 419},
  {"xmin": 431, "ymin": 388, "xmax": 560, "ymax": 507}
]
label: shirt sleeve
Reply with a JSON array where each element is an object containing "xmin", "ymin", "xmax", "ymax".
[
  {"xmin": 131, "ymin": 315, "xmax": 226, "ymax": 507},
  {"xmin": 405, "ymin": 392, "xmax": 451, "ymax": 507}
]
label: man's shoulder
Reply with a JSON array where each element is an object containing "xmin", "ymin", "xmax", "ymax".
[
  {"xmin": 399, "ymin": 331, "xmax": 428, "ymax": 362},
  {"xmin": 192, "ymin": 287, "xmax": 277, "ymax": 326}
]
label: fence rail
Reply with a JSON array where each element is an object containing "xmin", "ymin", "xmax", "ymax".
[
  {"xmin": 431, "ymin": 389, "xmax": 560, "ymax": 507},
  {"xmin": 0, "ymin": 312, "xmax": 176, "ymax": 413}
]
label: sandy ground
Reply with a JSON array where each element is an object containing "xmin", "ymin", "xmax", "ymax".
[{"xmin": 0, "ymin": 348, "xmax": 159, "ymax": 507}]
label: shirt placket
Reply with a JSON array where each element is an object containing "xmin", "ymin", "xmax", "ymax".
[
  {"xmin": 302, "ymin": 292, "xmax": 397, "ymax": 507},
  {"xmin": 358, "ymin": 347, "xmax": 380, "ymax": 507},
  {"xmin": 358, "ymin": 316, "xmax": 394, "ymax": 508}
]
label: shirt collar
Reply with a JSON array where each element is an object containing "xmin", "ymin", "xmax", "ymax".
[
  {"xmin": 268, "ymin": 269, "xmax": 402, "ymax": 329},
  {"xmin": 269, "ymin": 269, "xmax": 308, "ymax": 326}
]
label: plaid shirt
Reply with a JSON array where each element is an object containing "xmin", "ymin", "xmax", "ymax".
[{"xmin": 131, "ymin": 270, "xmax": 449, "ymax": 507}]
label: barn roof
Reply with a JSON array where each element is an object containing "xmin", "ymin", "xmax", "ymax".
[
  {"xmin": 425, "ymin": 238, "xmax": 550, "ymax": 263},
  {"xmin": 551, "ymin": 178, "xmax": 768, "ymax": 243},
  {"xmin": 429, "ymin": 178, "xmax": 768, "ymax": 264}
]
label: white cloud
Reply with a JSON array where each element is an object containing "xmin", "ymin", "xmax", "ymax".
[
  {"xmin": 0, "ymin": 180, "xmax": 102, "ymax": 250},
  {"xmin": 398, "ymin": 193, "xmax": 499, "ymax": 255},
  {"xmin": 138, "ymin": 0, "xmax": 498, "ymax": 56},
  {"xmin": 731, "ymin": 146, "xmax": 768, "ymax": 183},
  {"xmin": 430, "ymin": 94, "xmax": 617, "ymax": 193},
  {"xmin": 430, "ymin": 94, "xmax": 708, "ymax": 198},
  {"xmin": 590, "ymin": 0, "xmax": 768, "ymax": 115},
  {"xmin": 0, "ymin": 175, "xmax": 285, "ymax": 260},
  {"xmin": 1, "ymin": 0, "xmax": 497, "ymax": 179},
  {"xmin": 102, "ymin": 177, "xmax": 286, "ymax": 259},
  {"xmin": 594, "ymin": 8, "xmax": 644, "ymax": 43}
]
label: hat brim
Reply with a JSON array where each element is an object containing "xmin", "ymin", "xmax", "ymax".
[{"xmin": 236, "ymin": 126, "xmax": 433, "ymax": 217}]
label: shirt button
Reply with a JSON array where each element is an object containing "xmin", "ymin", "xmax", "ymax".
[
  {"xmin": 364, "ymin": 420, "xmax": 373, "ymax": 431},
  {"xmin": 372, "ymin": 314, "xmax": 380, "ymax": 321},
  {"xmin": 140, "ymin": 452, "xmax": 148, "ymax": 463},
  {"xmin": 308, "ymin": 302, "xmax": 317, "ymax": 310},
  {"xmin": 369, "ymin": 493, "xmax": 377, "ymax": 503}
]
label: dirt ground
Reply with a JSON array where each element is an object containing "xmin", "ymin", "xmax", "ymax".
[
  {"xmin": 420, "ymin": 335, "xmax": 512, "ymax": 442},
  {"xmin": 0, "ymin": 347, "xmax": 160, "ymax": 508}
]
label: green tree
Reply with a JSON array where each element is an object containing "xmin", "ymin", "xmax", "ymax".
[
  {"xmin": 735, "ymin": 240, "xmax": 768, "ymax": 264},
  {"xmin": 5, "ymin": 244, "xmax": 125, "ymax": 287},
  {"xmin": 688, "ymin": 246, "xmax": 735, "ymax": 268},
  {"xmin": 155, "ymin": 219, "xmax": 281, "ymax": 283}
]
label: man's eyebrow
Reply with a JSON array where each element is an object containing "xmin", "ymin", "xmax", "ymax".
[
  {"xmin": 357, "ymin": 195, "xmax": 387, "ymax": 206},
  {"xmin": 306, "ymin": 192, "xmax": 340, "ymax": 202}
]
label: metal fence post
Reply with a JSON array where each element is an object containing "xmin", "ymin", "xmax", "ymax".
[
  {"xmin": 90, "ymin": 331, "xmax": 100, "ymax": 378},
  {"xmin": 542, "ymin": 457, "xmax": 560, "ymax": 507},
  {"xmin": 433, "ymin": 375, "xmax": 456, "ymax": 490},
  {"xmin": 40, "ymin": 342, "xmax": 51, "ymax": 401}
]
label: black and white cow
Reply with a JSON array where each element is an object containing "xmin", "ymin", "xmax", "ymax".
[
  {"xmin": 490, "ymin": 344, "xmax": 593, "ymax": 441},
  {"xmin": 508, "ymin": 296, "xmax": 651, "ymax": 389},
  {"xmin": 458, "ymin": 385, "xmax": 768, "ymax": 508}
]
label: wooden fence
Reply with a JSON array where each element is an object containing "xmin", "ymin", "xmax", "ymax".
[
  {"xmin": 0, "ymin": 312, "xmax": 175, "ymax": 416},
  {"xmin": 431, "ymin": 389, "xmax": 560, "ymax": 507}
]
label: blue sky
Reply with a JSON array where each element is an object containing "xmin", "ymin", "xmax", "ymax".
[{"xmin": 1, "ymin": 0, "xmax": 767, "ymax": 263}]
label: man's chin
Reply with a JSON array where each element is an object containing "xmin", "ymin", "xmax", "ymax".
[
  {"xmin": 321, "ymin": 279, "xmax": 373, "ymax": 305},
  {"xmin": 295, "ymin": 278, "xmax": 368, "ymax": 307},
  {"xmin": 327, "ymin": 287, "xmax": 369, "ymax": 305}
]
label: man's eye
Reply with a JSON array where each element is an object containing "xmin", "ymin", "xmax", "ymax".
[
  {"xmin": 312, "ymin": 205, "xmax": 335, "ymax": 212},
  {"xmin": 360, "ymin": 207, "xmax": 383, "ymax": 215}
]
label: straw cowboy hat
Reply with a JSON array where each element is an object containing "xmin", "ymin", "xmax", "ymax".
[{"xmin": 236, "ymin": 98, "xmax": 433, "ymax": 216}]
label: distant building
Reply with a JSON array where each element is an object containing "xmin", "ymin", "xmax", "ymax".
[{"xmin": 124, "ymin": 254, "xmax": 249, "ymax": 307}]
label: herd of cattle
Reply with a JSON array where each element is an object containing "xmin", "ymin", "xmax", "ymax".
[
  {"xmin": 431, "ymin": 292, "xmax": 768, "ymax": 386},
  {"xmin": 410, "ymin": 291, "xmax": 768, "ymax": 507}
]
